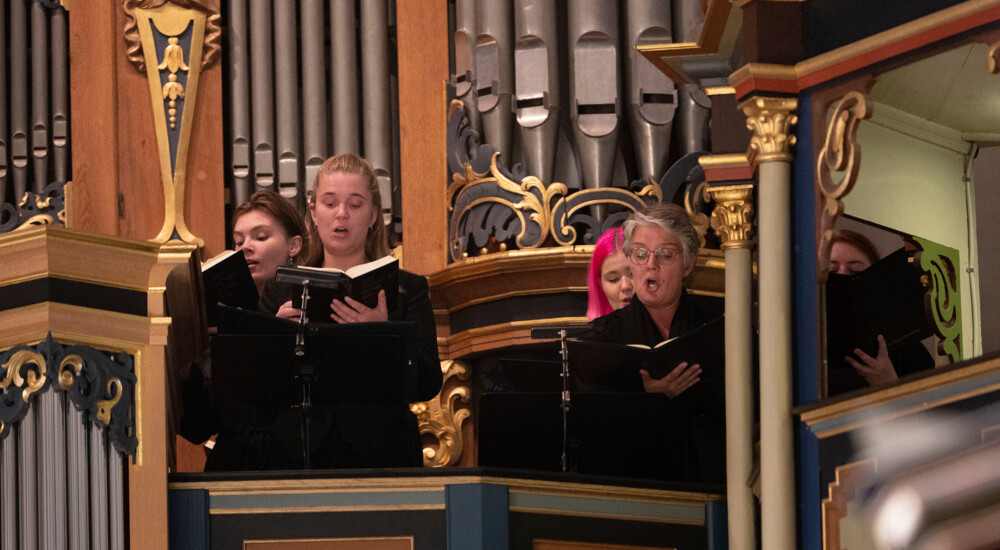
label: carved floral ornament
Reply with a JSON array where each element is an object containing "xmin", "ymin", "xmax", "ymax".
[
  {"xmin": 410, "ymin": 360, "xmax": 472, "ymax": 467},
  {"xmin": 123, "ymin": 0, "xmax": 221, "ymax": 73},
  {"xmin": 815, "ymin": 91, "xmax": 871, "ymax": 283},
  {"xmin": 740, "ymin": 96, "xmax": 799, "ymax": 163},
  {"xmin": 708, "ymin": 184, "xmax": 755, "ymax": 250}
]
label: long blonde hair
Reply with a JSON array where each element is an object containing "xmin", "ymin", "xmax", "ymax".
[{"xmin": 304, "ymin": 154, "xmax": 391, "ymax": 267}]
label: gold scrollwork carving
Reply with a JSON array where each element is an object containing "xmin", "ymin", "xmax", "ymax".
[
  {"xmin": 913, "ymin": 237, "xmax": 963, "ymax": 363},
  {"xmin": 815, "ymin": 91, "xmax": 871, "ymax": 283},
  {"xmin": 741, "ymin": 96, "xmax": 798, "ymax": 163},
  {"xmin": 59, "ymin": 354, "xmax": 84, "ymax": 390},
  {"xmin": 411, "ymin": 361, "xmax": 472, "ymax": 467},
  {"xmin": 708, "ymin": 184, "xmax": 755, "ymax": 250},
  {"xmin": 96, "ymin": 378, "xmax": 123, "ymax": 425},
  {"xmin": 1, "ymin": 350, "xmax": 47, "ymax": 403}
]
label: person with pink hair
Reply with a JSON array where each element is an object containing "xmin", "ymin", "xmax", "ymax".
[{"xmin": 586, "ymin": 227, "xmax": 635, "ymax": 320}]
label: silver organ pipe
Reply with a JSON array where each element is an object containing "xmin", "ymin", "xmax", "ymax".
[
  {"xmin": 300, "ymin": 0, "xmax": 327, "ymax": 202},
  {"xmin": 330, "ymin": 0, "xmax": 360, "ymax": 157},
  {"xmin": 626, "ymin": 0, "xmax": 676, "ymax": 186},
  {"xmin": 672, "ymin": 0, "xmax": 710, "ymax": 154},
  {"xmin": 30, "ymin": 1, "xmax": 49, "ymax": 193},
  {"xmin": 17, "ymin": 411, "xmax": 37, "ymax": 549},
  {"xmin": 88, "ymin": 427, "xmax": 109, "ymax": 550},
  {"xmin": 452, "ymin": 0, "xmax": 480, "ymax": 136},
  {"xmin": 514, "ymin": 0, "xmax": 559, "ymax": 185},
  {"xmin": 273, "ymin": 0, "xmax": 301, "ymax": 206},
  {"xmin": 10, "ymin": 0, "xmax": 29, "ymax": 200},
  {"xmin": 37, "ymin": 392, "xmax": 68, "ymax": 549},
  {"xmin": 50, "ymin": 7, "xmax": 69, "ymax": 184},
  {"xmin": 66, "ymin": 410, "xmax": 90, "ymax": 549},
  {"xmin": 0, "ymin": 4, "xmax": 6, "ymax": 199},
  {"xmin": 360, "ymin": 0, "xmax": 394, "ymax": 226},
  {"xmin": 2, "ymin": 438, "xmax": 15, "ymax": 550},
  {"xmin": 568, "ymin": 0, "xmax": 621, "ymax": 220},
  {"xmin": 475, "ymin": 0, "xmax": 514, "ymax": 161},
  {"xmin": 249, "ymin": 0, "xmax": 276, "ymax": 192},
  {"xmin": 229, "ymin": 0, "xmax": 253, "ymax": 207},
  {"xmin": 672, "ymin": 0, "xmax": 706, "ymax": 42}
]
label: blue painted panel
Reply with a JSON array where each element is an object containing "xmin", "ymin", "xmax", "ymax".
[
  {"xmin": 169, "ymin": 488, "xmax": 209, "ymax": 550},
  {"xmin": 705, "ymin": 500, "xmax": 729, "ymax": 550},
  {"xmin": 446, "ymin": 483, "xmax": 509, "ymax": 550}
]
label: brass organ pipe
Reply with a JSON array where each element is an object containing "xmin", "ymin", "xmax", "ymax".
[
  {"xmin": 249, "ymin": 0, "xmax": 275, "ymax": 191},
  {"xmin": 475, "ymin": 0, "xmax": 514, "ymax": 161},
  {"xmin": 31, "ymin": 1, "xmax": 49, "ymax": 192},
  {"xmin": 273, "ymin": 0, "xmax": 300, "ymax": 205},
  {"xmin": 568, "ymin": 0, "xmax": 621, "ymax": 220},
  {"xmin": 50, "ymin": 6, "xmax": 70, "ymax": 183},
  {"xmin": 330, "ymin": 0, "xmax": 359, "ymax": 155},
  {"xmin": 229, "ymin": 0, "xmax": 252, "ymax": 207},
  {"xmin": 300, "ymin": 0, "xmax": 327, "ymax": 201},
  {"xmin": 10, "ymin": 0, "xmax": 29, "ymax": 200},
  {"xmin": 626, "ymin": 0, "xmax": 675, "ymax": 186},
  {"xmin": 360, "ymin": 0, "xmax": 393, "ymax": 225},
  {"xmin": 452, "ymin": 0, "xmax": 480, "ymax": 136},
  {"xmin": 514, "ymin": 0, "xmax": 559, "ymax": 185}
]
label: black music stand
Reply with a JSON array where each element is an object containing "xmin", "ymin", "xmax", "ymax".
[{"xmin": 209, "ymin": 319, "xmax": 422, "ymax": 470}]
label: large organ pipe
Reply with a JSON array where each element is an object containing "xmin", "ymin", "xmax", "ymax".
[
  {"xmin": 10, "ymin": 0, "xmax": 29, "ymax": 200},
  {"xmin": 300, "ymin": 0, "xmax": 327, "ymax": 200},
  {"xmin": 568, "ymin": 0, "xmax": 620, "ymax": 220},
  {"xmin": 360, "ymin": 0, "xmax": 394, "ymax": 226},
  {"xmin": 37, "ymin": 392, "xmax": 68, "ymax": 549},
  {"xmin": 626, "ymin": 0, "xmax": 675, "ymax": 186},
  {"xmin": 475, "ymin": 0, "xmax": 514, "ymax": 161},
  {"xmin": 677, "ymin": 83, "xmax": 711, "ymax": 154},
  {"xmin": 274, "ymin": 0, "xmax": 301, "ymax": 205},
  {"xmin": 249, "ymin": 0, "xmax": 275, "ymax": 192},
  {"xmin": 514, "ymin": 0, "xmax": 559, "ymax": 185},
  {"xmin": 108, "ymin": 449, "xmax": 124, "ymax": 550},
  {"xmin": 452, "ymin": 0, "xmax": 480, "ymax": 136},
  {"xmin": 88, "ymin": 429, "xmax": 108, "ymax": 550},
  {"xmin": 18, "ymin": 414, "xmax": 37, "ymax": 549},
  {"xmin": 30, "ymin": 2, "xmax": 49, "ymax": 193},
  {"xmin": 66, "ymin": 413, "xmax": 90, "ymax": 550},
  {"xmin": 673, "ymin": 0, "xmax": 706, "ymax": 42},
  {"xmin": 229, "ymin": 0, "xmax": 252, "ymax": 207},
  {"xmin": 50, "ymin": 6, "xmax": 69, "ymax": 183},
  {"xmin": 2, "ymin": 438, "xmax": 15, "ymax": 549},
  {"xmin": 330, "ymin": 0, "xmax": 359, "ymax": 156}
]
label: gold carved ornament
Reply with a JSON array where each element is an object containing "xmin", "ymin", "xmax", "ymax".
[
  {"xmin": 96, "ymin": 378, "xmax": 124, "ymax": 426},
  {"xmin": 0, "ymin": 350, "xmax": 47, "ymax": 403},
  {"xmin": 708, "ymin": 184, "xmax": 755, "ymax": 250},
  {"xmin": 815, "ymin": 91, "xmax": 871, "ymax": 284},
  {"xmin": 741, "ymin": 96, "xmax": 798, "ymax": 163},
  {"xmin": 410, "ymin": 360, "xmax": 472, "ymax": 467},
  {"xmin": 123, "ymin": 0, "xmax": 221, "ymax": 247}
]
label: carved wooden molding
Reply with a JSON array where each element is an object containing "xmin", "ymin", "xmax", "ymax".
[
  {"xmin": 822, "ymin": 458, "xmax": 877, "ymax": 550},
  {"xmin": 815, "ymin": 91, "xmax": 871, "ymax": 283},
  {"xmin": 989, "ymin": 40, "xmax": 1000, "ymax": 73}
]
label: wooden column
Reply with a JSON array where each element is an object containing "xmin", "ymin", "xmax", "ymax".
[
  {"xmin": 396, "ymin": 0, "xmax": 449, "ymax": 275},
  {"xmin": 68, "ymin": 0, "xmax": 225, "ymax": 257}
]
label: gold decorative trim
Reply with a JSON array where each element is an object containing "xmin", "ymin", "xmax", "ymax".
[
  {"xmin": 822, "ymin": 459, "xmax": 877, "ymax": 550},
  {"xmin": 123, "ymin": 0, "xmax": 221, "ymax": 72},
  {"xmin": 815, "ymin": 92, "xmax": 871, "ymax": 283},
  {"xmin": 58, "ymin": 354, "xmax": 84, "ymax": 390},
  {"xmin": 131, "ymin": 3, "xmax": 212, "ymax": 246},
  {"xmin": 740, "ymin": 96, "xmax": 798, "ymax": 163},
  {"xmin": 708, "ymin": 184, "xmax": 755, "ymax": 250},
  {"xmin": 0, "ymin": 350, "xmax": 46, "ymax": 403},
  {"xmin": 704, "ymin": 86, "xmax": 736, "ymax": 96},
  {"xmin": 411, "ymin": 360, "xmax": 472, "ymax": 467}
]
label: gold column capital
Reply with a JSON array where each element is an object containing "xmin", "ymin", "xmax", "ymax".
[
  {"xmin": 708, "ymin": 184, "xmax": 755, "ymax": 250},
  {"xmin": 740, "ymin": 96, "xmax": 798, "ymax": 163}
]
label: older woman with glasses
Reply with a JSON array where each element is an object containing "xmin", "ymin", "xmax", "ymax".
[{"xmin": 587, "ymin": 203, "xmax": 723, "ymax": 398}]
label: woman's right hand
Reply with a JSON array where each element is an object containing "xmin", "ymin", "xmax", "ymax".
[
  {"xmin": 640, "ymin": 362, "xmax": 701, "ymax": 398},
  {"xmin": 275, "ymin": 300, "xmax": 304, "ymax": 322}
]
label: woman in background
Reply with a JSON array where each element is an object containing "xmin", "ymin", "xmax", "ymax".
[
  {"xmin": 586, "ymin": 226, "xmax": 634, "ymax": 320},
  {"xmin": 232, "ymin": 191, "xmax": 306, "ymax": 294}
]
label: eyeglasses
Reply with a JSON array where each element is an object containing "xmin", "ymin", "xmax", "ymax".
[{"xmin": 625, "ymin": 247, "xmax": 680, "ymax": 265}]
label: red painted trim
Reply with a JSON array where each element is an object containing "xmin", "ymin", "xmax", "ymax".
[{"xmin": 705, "ymin": 165, "xmax": 755, "ymax": 182}]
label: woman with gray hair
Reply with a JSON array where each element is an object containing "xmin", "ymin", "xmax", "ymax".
[{"xmin": 588, "ymin": 203, "xmax": 723, "ymax": 398}]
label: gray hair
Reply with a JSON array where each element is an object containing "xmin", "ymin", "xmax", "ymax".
[{"xmin": 622, "ymin": 203, "xmax": 699, "ymax": 268}]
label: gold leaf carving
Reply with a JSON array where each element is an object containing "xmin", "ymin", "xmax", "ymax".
[
  {"xmin": 741, "ymin": 96, "xmax": 798, "ymax": 163},
  {"xmin": 97, "ymin": 378, "xmax": 123, "ymax": 425},
  {"xmin": 708, "ymin": 184, "xmax": 755, "ymax": 250},
  {"xmin": 123, "ymin": 0, "xmax": 221, "ymax": 72},
  {"xmin": 411, "ymin": 361, "xmax": 472, "ymax": 467},
  {"xmin": 1, "ymin": 350, "xmax": 47, "ymax": 403},
  {"xmin": 59, "ymin": 354, "xmax": 84, "ymax": 390},
  {"xmin": 815, "ymin": 91, "xmax": 871, "ymax": 283}
]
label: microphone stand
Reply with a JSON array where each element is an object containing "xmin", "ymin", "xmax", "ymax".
[{"xmin": 295, "ymin": 280, "xmax": 313, "ymax": 470}]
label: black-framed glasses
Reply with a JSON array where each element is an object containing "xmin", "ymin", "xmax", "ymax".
[{"xmin": 625, "ymin": 247, "xmax": 680, "ymax": 265}]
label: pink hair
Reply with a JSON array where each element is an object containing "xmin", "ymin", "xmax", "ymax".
[{"xmin": 587, "ymin": 227, "xmax": 625, "ymax": 320}]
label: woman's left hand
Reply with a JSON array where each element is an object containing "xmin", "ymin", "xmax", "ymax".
[
  {"xmin": 846, "ymin": 334, "xmax": 898, "ymax": 386},
  {"xmin": 329, "ymin": 290, "xmax": 388, "ymax": 324}
]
